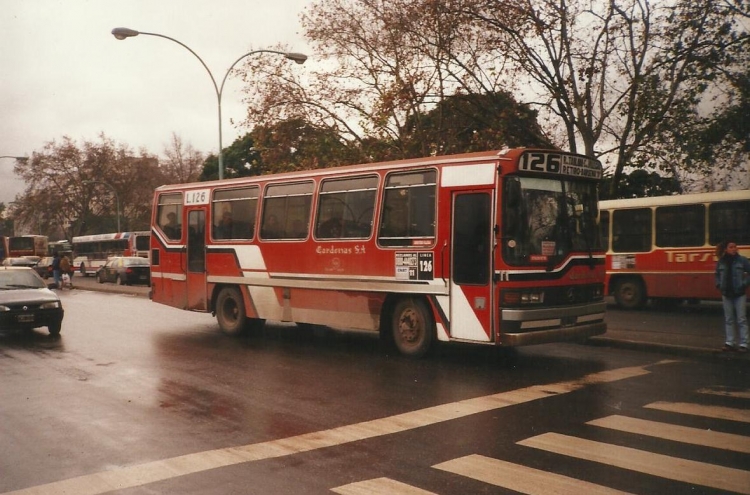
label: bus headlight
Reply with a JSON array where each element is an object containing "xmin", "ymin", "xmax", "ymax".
[{"xmin": 502, "ymin": 290, "xmax": 545, "ymax": 306}]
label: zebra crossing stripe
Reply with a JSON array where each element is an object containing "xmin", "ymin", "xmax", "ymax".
[
  {"xmin": 2, "ymin": 361, "xmax": 665, "ymax": 495},
  {"xmin": 644, "ymin": 401, "xmax": 750, "ymax": 423},
  {"xmin": 518, "ymin": 432, "xmax": 750, "ymax": 494},
  {"xmin": 588, "ymin": 415, "xmax": 750, "ymax": 454},
  {"xmin": 331, "ymin": 477, "xmax": 437, "ymax": 495},
  {"xmin": 433, "ymin": 454, "xmax": 631, "ymax": 495},
  {"xmin": 697, "ymin": 387, "xmax": 750, "ymax": 399}
]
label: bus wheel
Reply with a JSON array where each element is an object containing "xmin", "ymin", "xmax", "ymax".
[
  {"xmin": 216, "ymin": 287, "xmax": 247, "ymax": 336},
  {"xmin": 391, "ymin": 298, "xmax": 434, "ymax": 358},
  {"xmin": 614, "ymin": 278, "xmax": 646, "ymax": 310}
]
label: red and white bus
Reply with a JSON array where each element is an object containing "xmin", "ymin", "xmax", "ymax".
[
  {"xmin": 8, "ymin": 235, "xmax": 49, "ymax": 259},
  {"xmin": 150, "ymin": 148, "xmax": 607, "ymax": 356},
  {"xmin": 600, "ymin": 190, "xmax": 750, "ymax": 309},
  {"xmin": 72, "ymin": 231, "xmax": 150, "ymax": 276},
  {"xmin": 0, "ymin": 235, "xmax": 8, "ymax": 262}
]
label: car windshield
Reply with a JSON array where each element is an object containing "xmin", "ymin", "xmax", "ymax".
[
  {"xmin": 0, "ymin": 270, "xmax": 46, "ymax": 290},
  {"xmin": 124, "ymin": 258, "xmax": 149, "ymax": 266}
]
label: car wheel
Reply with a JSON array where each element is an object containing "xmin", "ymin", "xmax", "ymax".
[{"xmin": 48, "ymin": 322, "xmax": 62, "ymax": 336}]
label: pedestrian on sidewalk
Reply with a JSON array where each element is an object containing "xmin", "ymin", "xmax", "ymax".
[
  {"xmin": 715, "ymin": 239, "xmax": 750, "ymax": 352},
  {"xmin": 51, "ymin": 251, "xmax": 62, "ymax": 289},
  {"xmin": 59, "ymin": 254, "xmax": 73, "ymax": 289}
]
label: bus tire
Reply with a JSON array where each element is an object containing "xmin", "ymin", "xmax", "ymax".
[
  {"xmin": 614, "ymin": 278, "xmax": 646, "ymax": 310},
  {"xmin": 216, "ymin": 287, "xmax": 247, "ymax": 336},
  {"xmin": 391, "ymin": 297, "xmax": 434, "ymax": 358}
]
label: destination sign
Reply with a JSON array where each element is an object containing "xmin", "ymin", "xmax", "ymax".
[{"xmin": 519, "ymin": 152, "xmax": 602, "ymax": 179}]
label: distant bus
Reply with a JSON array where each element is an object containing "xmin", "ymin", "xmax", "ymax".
[
  {"xmin": 48, "ymin": 240, "xmax": 73, "ymax": 257},
  {"xmin": 150, "ymin": 148, "xmax": 607, "ymax": 357},
  {"xmin": 72, "ymin": 231, "xmax": 150, "ymax": 276},
  {"xmin": 0, "ymin": 236, "xmax": 8, "ymax": 262},
  {"xmin": 600, "ymin": 190, "xmax": 750, "ymax": 309},
  {"xmin": 8, "ymin": 235, "xmax": 49, "ymax": 258}
]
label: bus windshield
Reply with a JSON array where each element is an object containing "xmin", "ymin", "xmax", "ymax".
[{"xmin": 503, "ymin": 176, "xmax": 600, "ymax": 266}]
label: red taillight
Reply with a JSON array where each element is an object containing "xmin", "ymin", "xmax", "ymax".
[{"xmin": 126, "ymin": 268, "xmax": 133, "ymax": 274}]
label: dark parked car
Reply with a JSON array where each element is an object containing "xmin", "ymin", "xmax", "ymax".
[
  {"xmin": 33, "ymin": 256, "xmax": 54, "ymax": 279},
  {"xmin": 2, "ymin": 257, "xmax": 38, "ymax": 268},
  {"xmin": 96, "ymin": 256, "xmax": 150, "ymax": 286},
  {"xmin": 0, "ymin": 267, "xmax": 64, "ymax": 335}
]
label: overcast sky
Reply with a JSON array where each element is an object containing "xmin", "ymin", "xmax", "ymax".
[{"xmin": 0, "ymin": 0, "xmax": 312, "ymax": 205}]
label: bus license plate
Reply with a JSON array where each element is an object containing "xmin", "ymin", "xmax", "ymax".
[{"xmin": 17, "ymin": 314, "xmax": 34, "ymax": 323}]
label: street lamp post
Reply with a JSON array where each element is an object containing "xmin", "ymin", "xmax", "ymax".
[
  {"xmin": 111, "ymin": 27, "xmax": 307, "ymax": 180},
  {"xmin": 83, "ymin": 180, "xmax": 121, "ymax": 233}
]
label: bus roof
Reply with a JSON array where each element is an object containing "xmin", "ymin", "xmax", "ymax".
[
  {"xmin": 600, "ymin": 190, "xmax": 750, "ymax": 210},
  {"xmin": 153, "ymin": 147, "xmax": 599, "ymax": 194}
]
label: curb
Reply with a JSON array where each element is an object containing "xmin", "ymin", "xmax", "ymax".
[{"xmin": 586, "ymin": 336, "xmax": 750, "ymax": 362}]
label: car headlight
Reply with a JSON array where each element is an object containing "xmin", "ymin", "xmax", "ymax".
[
  {"xmin": 0, "ymin": 305, "xmax": 10, "ymax": 312},
  {"xmin": 40, "ymin": 301, "xmax": 61, "ymax": 309}
]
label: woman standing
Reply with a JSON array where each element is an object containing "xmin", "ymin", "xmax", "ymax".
[{"xmin": 715, "ymin": 239, "xmax": 750, "ymax": 352}]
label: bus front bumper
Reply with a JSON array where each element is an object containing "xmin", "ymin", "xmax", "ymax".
[{"xmin": 500, "ymin": 301, "xmax": 607, "ymax": 346}]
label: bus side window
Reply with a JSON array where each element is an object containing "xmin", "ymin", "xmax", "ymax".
[
  {"xmin": 315, "ymin": 176, "xmax": 378, "ymax": 240},
  {"xmin": 157, "ymin": 193, "xmax": 183, "ymax": 241},
  {"xmin": 378, "ymin": 170, "xmax": 436, "ymax": 247},
  {"xmin": 261, "ymin": 182, "xmax": 313, "ymax": 240},
  {"xmin": 612, "ymin": 208, "xmax": 652, "ymax": 252},
  {"xmin": 709, "ymin": 200, "xmax": 750, "ymax": 245},
  {"xmin": 655, "ymin": 204, "xmax": 705, "ymax": 247},
  {"xmin": 211, "ymin": 186, "xmax": 259, "ymax": 241}
]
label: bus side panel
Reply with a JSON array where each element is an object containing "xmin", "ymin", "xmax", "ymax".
[
  {"xmin": 607, "ymin": 247, "xmax": 720, "ymax": 301},
  {"xmin": 150, "ymin": 234, "xmax": 187, "ymax": 310}
]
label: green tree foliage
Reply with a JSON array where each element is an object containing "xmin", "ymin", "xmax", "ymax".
[
  {"xmin": 401, "ymin": 92, "xmax": 552, "ymax": 156},
  {"xmin": 10, "ymin": 134, "xmax": 163, "ymax": 238},
  {"xmin": 600, "ymin": 169, "xmax": 681, "ymax": 200},
  {"xmin": 236, "ymin": 0, "xmax": 552, "ymax": 164},
  {"xmin": 161, "ymin": 133, "xmax": 204, "ymax": 184},
  {"xmin": 235, "ymin": 0, "xmax": 747, "ymax": 196}
]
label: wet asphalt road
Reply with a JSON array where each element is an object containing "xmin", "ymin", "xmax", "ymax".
[{"xmin": 1, "ymin": 288, "xmax": 748, "ymax": 494}]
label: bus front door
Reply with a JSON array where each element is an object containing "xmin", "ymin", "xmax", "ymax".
[
  {"xmin": 186, "ymin": 209, "xmax": 207, "ymax": 311},
  {"xmin": 450, "ymin": 191, "xmax": 493, "ymax": 342}
]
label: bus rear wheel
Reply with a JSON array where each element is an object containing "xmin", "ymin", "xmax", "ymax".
[
  {"xmin": 216, "ymin": 287, "xmax": 247, "ymax": 336},
  {"xmin": 613, "ymin": 278, "xmax": 646, "ymax": 310},
  {"xmin": 391, "ymin": 298, "xmax": 434, "ymax": 358}
]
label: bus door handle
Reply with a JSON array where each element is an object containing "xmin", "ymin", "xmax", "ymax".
[{"xmin": 441, "ymin": 240, "xmax": 448, "ymax": 287}]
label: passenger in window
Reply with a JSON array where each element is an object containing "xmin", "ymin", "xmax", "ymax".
[
  {"xmin": 263, "ymin": 214, "xmax": 281, "ymax": 238},
  {"xmin": 214, "ymin": 210, "xmax": 233, "ymax": 239},
  {"xmin": 163, "ymin": 212, "xmax": 181, "ymax": 240},
  {"xmin": 320, "ymin": 217, "xmax": 343, "ymax": 238},
  {"xmin": 715, "ymin": 239, "xmax": 750, "ymax": 352}
]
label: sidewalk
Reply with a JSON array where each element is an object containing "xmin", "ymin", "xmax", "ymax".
[{"xmin": 66, "ymin": 277, "xmax": 748, "ymax": 360}]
